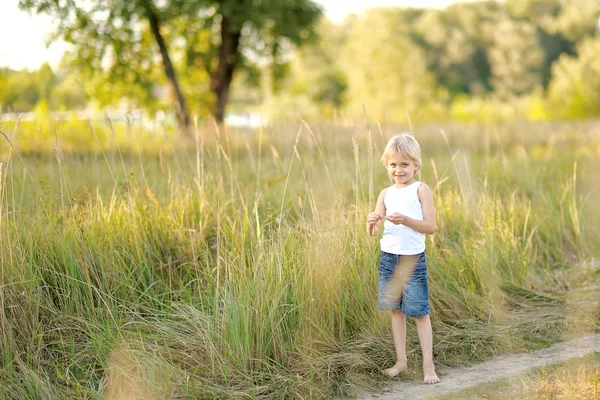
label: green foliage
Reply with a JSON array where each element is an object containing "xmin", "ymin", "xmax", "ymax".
[
  {"xmin": 19, "ymin": 0, "xmax": 323, "ymax": 120},
  {"xmin": 339, "ymin": 9, "xmax": 442, "ymax": 123},
  {"xmin": 0, "ymin": 69, "xmax": 41, "ymax": 112},
  {"xmin": 0, "ymin": 64, "xmax": 86, "ymax": 113},
  {"xmin": 413, "ymin": 2, "xmax": 501, "ymax": 95},
  {"xmin": 262, "ymin": 0, "xmax": 599, "ymax": 122},
  {"xmin": 36, "ymin": 63, "xmax": 56, "ymax": 102},
  {"xmin": 546, "ymin": 36, "xmax": 600, "ymax": 119},
  {"xmin": 450, "ymin": 95, "xmax": 524, "ymax": 122},
  {"xmin": 48, "ymin": 70, "xmax": 88, "ymax": 111},
  {"xmin": 506, "ymin": 0, "xmax": 600, "ymax": 43},
  {"xmin": 10, "ymin": 0, "xmax": 600, "ymax": 122},
  {"xmin": 266, "ymin": 19, "xmax": 348, "ymax": 120},
  {"xmin": 488, "ymin": 18, "xmax": 544, "ymax": 98},
  {"xmin": 524, "ymin": 92, "xmax": 551, "ymax": 120}
]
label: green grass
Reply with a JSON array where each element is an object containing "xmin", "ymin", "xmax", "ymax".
[{"xmin": 0, "ymin": 118, "xmax": 598, "ymax": 399}]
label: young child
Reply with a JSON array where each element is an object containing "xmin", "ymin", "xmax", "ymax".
[{"xmin": 366, "ymin": 133, "xmax": 440, "ymax": 384}]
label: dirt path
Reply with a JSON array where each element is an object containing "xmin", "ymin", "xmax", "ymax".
[{"xmin": 358, "ymin": 333, "xmax": 600, "ymax": 400}]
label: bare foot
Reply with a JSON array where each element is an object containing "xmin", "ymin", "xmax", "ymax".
[
  {"xmin": 423, "ymin": 365, "xmax": 440, "ymax": 384},
  {"xmin": 382, "ymin": 361, "xmax": 407, "ymax": 377}
]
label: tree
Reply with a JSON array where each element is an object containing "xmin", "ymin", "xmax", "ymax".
[
  {"xmin": 413, "ymin": 3, "xmax": 502, "ymax": 95},
  {"xmin": 506, "ymin": 0, "xmax": 600, "ymax": 43},
  {"xmin": 35, "ymin": 63, "xmax": 56, "ymax": 103},
  {"xmin": 173, "ymin": 0, "xmax": 323, "ymax": 122},
  {"xmin": 20, "ymin": 0, "xmax": 192, "ymax": 132},
  {"xmin": 546, "ymin": 36, "xmax": 600, "ymax": 118},
  {"xmin": 340, "ymin": 9, "xmax": 440, "ymax": 123},
  {"xmin": 505, "ymin": 0, "xmax": 599, "ymax": 87},
  {"xmin": 20, "ymin": 0, "xmax": 322, "ymax": 129},
  {"xmin": 49, "ymin": 67, "xmax": 88, "ymax": 111},
  {"xmin": 487, "ymin": 18, "xmax": 544, "ymax": 98},
  {"xmin": 0, "ymin": 69, "xmax": 41, "ymax": 112},
  {"xmin": 0, "ymin": 69, "xmax": 8, "ymax": 111},
  {"xmin": 271, "ymin": 19, "xmax": 348, "ymax": 119}
]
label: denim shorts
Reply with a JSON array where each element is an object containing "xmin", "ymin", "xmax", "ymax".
[{"xmin": 378, "ymin": 251, "xmax": 430, "ymax": 317}]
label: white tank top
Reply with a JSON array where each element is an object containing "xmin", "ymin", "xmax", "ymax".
[{"xmin": 380, "ymin": 181, "xmax": 426, "ymax": 255}]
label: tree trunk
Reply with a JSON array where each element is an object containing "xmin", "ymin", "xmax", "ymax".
[
  {"xmin": 143, "ymin": 0, "xmax": 191, "ymax": 135},
  {"xmin": 212, "ymin": 16, "xmax": 241, "ymax": 123}
]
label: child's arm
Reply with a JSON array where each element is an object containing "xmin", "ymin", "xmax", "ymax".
[
  {"xmin": 385, "ymin": 184, "xmax": 436, "ymax": 234},
  {"xmin": 367, "ymin": 189, "xmax": 387, "ymax": 236}
]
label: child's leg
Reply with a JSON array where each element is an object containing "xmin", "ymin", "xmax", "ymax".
[
  {"xmin": 414, "ymin": 314, "xmax": 440, "ymax": 384},
  {"xmin": 384, "ymin": 309, "xmax": 407, "ymax": 377}
]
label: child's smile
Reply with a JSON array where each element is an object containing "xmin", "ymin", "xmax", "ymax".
[{"xmin": 387, "ymin": 154, "xmax": 419, "ymax": 187}]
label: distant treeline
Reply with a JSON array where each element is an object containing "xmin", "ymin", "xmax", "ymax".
[
  {"xmin": 4, "ymin": 0, "xmax": 600, "ymax": 123},
  {"xmin": 277, "ymin": 0, "xmax": 600, "ymax": 122},
  {"xmin": 0, "ymin": 64, "xmax": 87, "ymax": 114}
]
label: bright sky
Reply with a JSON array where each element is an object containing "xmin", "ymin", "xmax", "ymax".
[
  {"xmin": 0, "ymin": 0, "xmax": 463, "ymax": 71},
  {"xmin": 318, "ymin": 0, "xmax": 466, "ymax": 22}
]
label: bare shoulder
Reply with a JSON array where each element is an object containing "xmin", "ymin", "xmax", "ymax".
[
  {"xmin": 417, "ymin": 182, "xmax": 432, "ymax": 193},
  {"xmin": 376, "ymin": 188, "xmax": 388, "ymax": 213},
  {"xmin": 417, "ymin": 183, "xmax": 433, "ymax": 200}
]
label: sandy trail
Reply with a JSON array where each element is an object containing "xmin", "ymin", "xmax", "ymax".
[{"xmin": 357, "ymin": 333, "xmax": 600, "ymax": 400}]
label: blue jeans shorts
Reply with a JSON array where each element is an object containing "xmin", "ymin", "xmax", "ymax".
[{"xmin": 378, "ymin": 251, "xmax": 430, "ymax": 317}]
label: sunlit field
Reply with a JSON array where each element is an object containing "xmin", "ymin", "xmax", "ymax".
[{"xmin": 0, "ymin": 118, "xmax": 599, "ymax": 399}]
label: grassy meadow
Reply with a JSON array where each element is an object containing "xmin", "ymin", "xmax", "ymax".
[{"xmin": 0, "ymin": 117, "xmax": 599, "ymax": 399}]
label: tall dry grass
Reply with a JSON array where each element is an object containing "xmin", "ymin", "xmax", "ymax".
[{"xmin": 0, "ymin": 118, "xmax": 598, "ymax": 398}]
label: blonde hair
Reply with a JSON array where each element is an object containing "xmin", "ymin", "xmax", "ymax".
[{"xmin": 380, "ymin": 133, "xmax": 422, "ymax": 167}]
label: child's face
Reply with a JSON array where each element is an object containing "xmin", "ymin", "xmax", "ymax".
[{"xmin": 386, "ymin": 153, "xmax": 419, "ymax": 186}]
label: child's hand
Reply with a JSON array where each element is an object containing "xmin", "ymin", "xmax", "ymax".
[
  {"xmin": 367, "ymin": 212, "xmax": 383, "ymax": 226},
  {"xmin": 386, "ymin": 212, "xmax": 406, "ymax": 225},
  {"xmin": 367, "ymin": 212, "xmax": 383, "ymax": 236}
]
